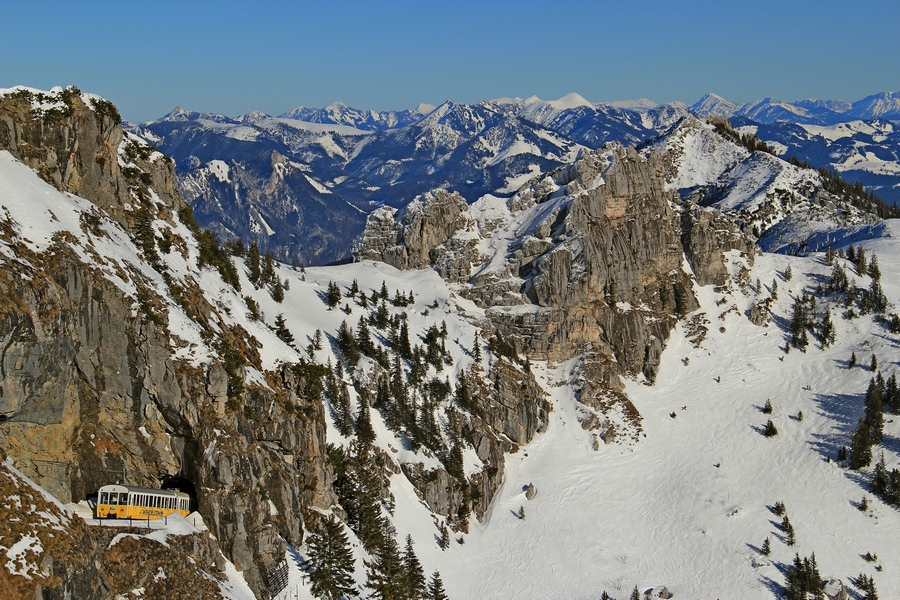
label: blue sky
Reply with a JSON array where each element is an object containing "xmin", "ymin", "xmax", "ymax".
[{"xmin": 3, "ymin": 0, "xmax": 898, "ymax": 122}]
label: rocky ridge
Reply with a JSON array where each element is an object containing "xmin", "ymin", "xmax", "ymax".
[{"xmin": 355, "ymin": 142, "xmax": 753, "ymax": 440}]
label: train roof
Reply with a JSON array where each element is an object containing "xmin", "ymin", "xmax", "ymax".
[{"xmin": 98, "ymin": 484, "xmax": 189, "ymax": 497}]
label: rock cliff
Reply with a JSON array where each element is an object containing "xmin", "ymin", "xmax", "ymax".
[
  {"xmin": 0, "ymin": 87, "xmax": 335, "ymax": 598},
  {"xmin": 355, "ymin": 143, "xmax": 752, "ymax": 436}
]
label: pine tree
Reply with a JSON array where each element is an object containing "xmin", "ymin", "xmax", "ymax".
[
  {"xmin": 856, "ymin": 246, "xmax": 867, "ymax": 277},
  {"xmin": 380, "ymin": 280, "xmax": 389, "ymax": 300},
  {"xmin": 270, "ymin": 276, "xmax": 284, "ymax": 302},
  {"xmin": 762, "ymin": 399, "xmax": 773, "ymax": 414},
  {"xmin": 247, "ymin": 242, "xmax": 261, "ymax": 287},
  {"xmin": 439, "ymin": 523, "xmax": 450, "ymax": 550},
  {"xmin": 763, "ymin": 419, "xmax": 778, "ymax": 437},
  {"xmin": 825, "ymin": 246, "xmax": 835, "ymax": 266},
  {"xmin": 356, "ymin": 394, "xmax": 375, "ymax": 447},
  {"xmin": 850, "ymin": 418, "xmax": 873, "ymax": 469},
  {"xmin": 761, "ymin": 537, "xmax": 771, "ymax": 556},
  {"xmin": 366, "ymin": 524, "xmax": 404, "ymax": 600},
  {"xmin": 820, "ymin": 310, "xmax": 836, "ymax": 348},
  {"xmin": 790, "ymin": 298, "xmax": 809, "ymax": 350},
  {"xmin": 306, "ymin": 515, "xmax": 358, "ymax": 600},
  {"xmin": 864, "ymin": 378, "xmax": 884, "ymax": 444},
  {"xmin": 357, "ymin": 317, "xmax": 374, "ymax": 357},
  {"xmin": 274, "ymin": 313, "xmax": 294, "ymax": 345},
  {"xmin": 830, "ymin": 261, "xmax": 849, "ymax": 292},
  {"xmin": 336, "ymin": 320, "xmax": 361, "ymax": 367},
  {"xmin": 313, "ymin": 329, "xmax": 323, "ymax": 351},
  {"xmin": 780, "ymin": 515, "xmax": 796, "ymax": 546},
  {"xmin": 868, "ymin": 254, "xmax": 881, "ymax": 281},
  {"xmin": 784, "ymin": 264, "xmax": 793, "ymax": 281},
  {"xmin": 426, "ymin": 571, "xmax": 449, "ymax": 600},
  {"xmin": 884, "ymin": 373, "xmax": 899, "ymax": 414},
  {"xmin": 630, "ymin": 585, "xmax": 640, "ymax": 600},
  {"xmin": 849, "ymin": 351, "xmax": 857, "ymax": 368},
  {"xmin": 326, "ymin": 280, "xmax": 342, "ymax": 309},
  {"xmin": 402, "ymin": 535, "xmax": 427, "ymax": 600},
  {"xmin": 871, "ymin": 354, "xmax": 878, "ymax": 372},
  {"xmin": 872, "ymin": 452, "xmax": 888, "ymax": 496}
]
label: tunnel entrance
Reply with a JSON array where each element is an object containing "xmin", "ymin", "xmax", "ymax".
[{"xmin": 161, "ymin": 476, "xmax": 198, "ymax": 512}]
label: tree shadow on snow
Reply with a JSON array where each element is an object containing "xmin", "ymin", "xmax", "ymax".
[
  {"xmin": 807, "ymin": 391, "xmax": 862, "ymax": 462},
  {"xmin": 758, "ymin": 572, "xmax": 785, "ymax": 598}
]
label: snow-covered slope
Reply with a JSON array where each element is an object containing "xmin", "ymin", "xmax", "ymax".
[
  {"xmin": 5, "ymin": 95, "xmax": 900, "ymax": 599},
  {"xmin": 644, "ymin": 116, "xmax": 878, "ymax": 252}
]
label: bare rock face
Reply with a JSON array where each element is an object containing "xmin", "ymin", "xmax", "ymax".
[
  {"xmin": 0, "ymin": 92, "xmax": 335, "ymax": 598},
  {"xmin": 0, "ymin": 87, "xmax": 184, "ymax": 234},
  {"xmin": 681, "ymin": 203, "xmax": 755, "ymax": 286},
  {"xmin": 354, "ymin": 144, "xmax": 751, "ymax": 442},
  {"xmin": 354, "ymin": 189, "xmax": 474, "ymax": 274}
]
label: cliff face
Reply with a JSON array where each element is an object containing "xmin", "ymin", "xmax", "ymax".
[
  {"xmin": 356, "ymin": 144, "xmax": 752, "ymax": 439},
  {"xmin": 0, "ymin": 87, "xmax": 334, "ymax": 598}
]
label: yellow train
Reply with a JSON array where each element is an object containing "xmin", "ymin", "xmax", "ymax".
[{"xmin": 96, "ymin": 484, "xmax": 191, "ymax": 520}]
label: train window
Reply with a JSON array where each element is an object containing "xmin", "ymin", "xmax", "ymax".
[
  {"xmin": 100, "ymin": 492, "xmax": 108, "ymax": 505},
  {"xmin": 119, "ymin": 494, "xmax": 127, "ymax": 505}
]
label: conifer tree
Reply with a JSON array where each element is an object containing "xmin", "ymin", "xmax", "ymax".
[
  {"xmin": 366, "ymin": 524, "xmax": 404, "ymax": 600},
  {"xmin": 337, "ymin": 320, "xmax": 361, "ymax": 367},
  {"xmin": 307, "ymin": 515, "xmax": 358, "ymax": 600},
  {"xmin": 326, "ymin": 280, "xmax": 342, "ymax": 309},
  {"xmin": 884, "ymin": 373, "xmax": 899, "ymax": 414},
  {"xmin": 850, "ymin": 418, "xmax": 873, "ymax": 469},
  {"xmin": 868, "ymin": 254, "xmax": 881, "ymax": 282},
  {"xmin": 274, "ymin": 313, "xmax": 294, "ymax": 345},
  {"xmin": 855, "ymin": 246, "xmax": 867, "ymax": 276},
  {"xmin": 761, "ymin": 537, "xmax": 771, "ymax": 556},
  {"xmin": 849, "ymin": 351, "xmax": 857, "ymax": 369},
  {"xmin": 439, "ymin": 523, "xmax": 450, "ymax": 550},
  {"xmin": 864, "ymin": 378, "xmax": 884, "ymax": 444},
  {"xmin": 872, "ymin": 452, "xmax": 888, "ymax": 497},
  {"xmin": 784, "ymin": 264, "xmax": 793, "ymax": 281},
  {"xmin": 313, "ymin": 329, "xmax": 323, "ymax": 351},
  {"xmin": 402, "ymin": 535, "xmax": 427, "ymax": 600},
  {"xmin": 380, "ymin": 280, "xmax": 389, "ymax": 300},
  {"xmin": 871, "ymin": 354, "xmax": 878, "ymax": 372},
  {"xmin": 357, "ymin": 316, "xmax": 374, "ymax": 357},
  {"xmin": 825, "ymin": 246, "xmax": 835, "ymax": 266},
  {"xmin": 830, "ymin": 262, "xmax": 849, "ymax": 292},
  {"xmin": 630, "ymin": 585, "xmax": 640, "ymax": 600},
  {"xmin": 270, "ymin": 276, "xmax": 284, "ymax": 302},
  {"xmin": 763, "ymin": 419, "xmax": 778, "ymax": 437},
  {"xmin": 820, "ymin": 310, "xmax": 836, "ymax": 348},
  {"xmin": 247, "ymin": 242, "xmax": 262, "ymax": 289},
  {"xmin": 426, "ymin": 571, "xmax": 449, "ymax": 600},
  {"xmin": 356, "ymin": 394, "xmax": 375, "ymax": 447}
]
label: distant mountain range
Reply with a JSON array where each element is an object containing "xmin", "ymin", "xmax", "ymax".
[
  {"xmin": 689, "ymin": 91, "xmax": 900, "ymax": 125},
  {"xmin": 131, "ymin": 90, "xmax": 900, "ymax": 265}
]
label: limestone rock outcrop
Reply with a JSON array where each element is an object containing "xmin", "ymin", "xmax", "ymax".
[
  {"xmin": 354, "ymin": 143, "xmax": 752, "ymax": 436},
  {"xmin": 0, "ymin": 89, "xmax": 335, "ymax": 598}
]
